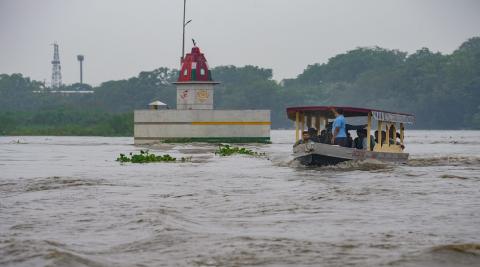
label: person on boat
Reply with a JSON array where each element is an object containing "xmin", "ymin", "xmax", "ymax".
[
  {"xmin": 364, "ymin": 129, "xmax": 376, "ymax": 150},
  {"xmin": 381, "ymin": 131, "xmax": 389, "ymax": 144},
  {"xmin": 325, "ymin": 122, "xmax": 334, "ymax": 143},
  {"xmin": 294, "ymin": 131, "xmax": 311, "ymax": 146},
  {"xmin": 318, "ymin": 129, "xmax": 328, "ymax": 143},
  {"xmin": 374, "ymin": 130, "xmax": 386, "ymax": 145},
  {"xmin": 353, "ymin": 129, "xmax": 364, "ymax": 149},
  {"xmin": 388, "ymin": 128, "xmax": 405, "ymax": 149},
  {"xmin": 347, "ymin": 131, "xmax": 353, "ymax": 147},
  {"xmin": 383, "ymin": 131, "xmax": 398, "ymax": 145},
  {"xmin": 353, "ymin": 129, "xmax": 375, "ymax": 150},
  {"xmin": 308, "ymin": 127, "xmax": 320, "ymax": 143},
  {"xmin": 378, "ymin": 131, "xmax": 395, "ymax": 145},
  {"xmin": 374, "ymin": 130, "xmax": 403, "ymax": 148},
  {"xmin": 331, "ymin": 108, "xmax": 348, "ymax": 147},
  {"xmin": 389, "ymin": 127, "xmax": 402, "ymax": 144},
  {"xmin": 396, "ymin": 132, "xmax": 405, "ymax": 150},
  {"xmin": 368, "ymin": 131, "xmax": 376, "ymax": 150}
]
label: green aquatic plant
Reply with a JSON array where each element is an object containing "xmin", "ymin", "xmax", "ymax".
[
  {"xmin": 215, "ymin": 144, "xmax": 266, "ymax": 157},
  {"xmin": 117, "ymin": 150, "xmax": 191, "ymax": 163}
]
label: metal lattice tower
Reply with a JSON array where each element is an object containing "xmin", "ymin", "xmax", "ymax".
[{"xmin": 51, "ymin": 43, "xmax": 62, "ymax": 88}]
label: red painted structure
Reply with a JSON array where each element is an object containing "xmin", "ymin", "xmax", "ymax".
[{"xmin": 178, "ymin": 46, "xmax": 213, "ymax": 82}]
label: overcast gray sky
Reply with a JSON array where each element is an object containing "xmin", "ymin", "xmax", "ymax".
[{"xmin": 1, "ymin": 0, "xmax": 479, "ymax": 85}]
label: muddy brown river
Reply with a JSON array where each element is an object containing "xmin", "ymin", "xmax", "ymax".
[{"xmin": 1, "ymin": 130, "xmax": 479, "ymax": 266}]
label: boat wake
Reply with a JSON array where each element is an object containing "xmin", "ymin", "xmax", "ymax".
[
  {"xmin": 276, "ymin": 154, "xmax": 480, "ymax": 172},
  {"xmin": 0, "ymin": 239, "xmax": 112, "ymax": 267},
  {"xmin": 408, "ymin": 156, "xmax": 480, "ymax": 167},
  {"xmin": 389, "ymin": 243, "xmax": 480, "ymax": 267},
  {"xmin": 431, "ymin": 243, "xmax": 480, "ymax": 255},
  {"xmin": 0, "ymin": 176, "xmax": 114, "ymax": 194},
  {"xmin": 277, "ymin": 158, "xmax": 393, "ymax": 172},
  {"xmin": 319, "ymin": 159, "xmax": 393, "ymax": 172}
]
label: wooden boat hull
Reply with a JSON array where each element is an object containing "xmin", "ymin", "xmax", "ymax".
[{"xmin": 293, "ymin": 143, "xmax": 409, "ymax": 166}]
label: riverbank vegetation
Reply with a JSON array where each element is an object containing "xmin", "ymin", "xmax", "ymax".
[
  {"xmin": 1, "ymin": 37, "xmax": 479, "ymax": 135},
  {"xmin": 0, "ymin": 109, "xmax": 132, "ymax": 136}
]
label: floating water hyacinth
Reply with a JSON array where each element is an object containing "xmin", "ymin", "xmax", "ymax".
[
  {"xmin": 117, "ymin": 150, "xmax": 190, "ymax": 163},
  {"xmin": 215, "ymin": 144, "xmax": 266, "ymax": 157}
]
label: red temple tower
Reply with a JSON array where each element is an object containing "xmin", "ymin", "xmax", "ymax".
[{"xmin": 174, "ymin": 45, "xmax": 219, "ymax": 110}]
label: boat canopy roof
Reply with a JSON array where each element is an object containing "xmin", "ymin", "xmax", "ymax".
[{"xmin": 286, "ymin": 106, "xmax": 415, "ymax": 124}]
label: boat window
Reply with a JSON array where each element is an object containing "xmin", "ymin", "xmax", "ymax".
[
  {"xmin": 183, "ymin": 69, "xmax": 188, "ymax": 76},
  {"xmin": 200, "ymin": 68, "xmax": 205, "ymax": 76}
]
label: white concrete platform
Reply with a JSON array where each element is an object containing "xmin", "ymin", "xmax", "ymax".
[{"xmin": 134, "ymin": 109, "xmax": 271, "ymax": 144}]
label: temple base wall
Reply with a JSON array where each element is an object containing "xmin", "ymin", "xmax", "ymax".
[{"xmin": 134, "ymin": 110, "xmax": 271, "ymax": 144}]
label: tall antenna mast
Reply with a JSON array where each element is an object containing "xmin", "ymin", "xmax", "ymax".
[
  {"xmin": 51, "ymin": 42, "xmax": 62, "ymax": 88},
  {"xmin": 181, "ymin": 0, "xmax": 192, "ymax": 65},
  {"xmin": 77, "ymin": 55, "xmax": 84, "ymax": 84}
]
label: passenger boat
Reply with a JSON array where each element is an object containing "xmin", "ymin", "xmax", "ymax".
[{"xmin": 286, "ymin": 106, "xmax": 415, "ymax": 166}]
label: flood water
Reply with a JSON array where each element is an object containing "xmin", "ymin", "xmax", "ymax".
[{"xmin": 1, "ymin": 130, "xmax": 479, "ymax": 267}]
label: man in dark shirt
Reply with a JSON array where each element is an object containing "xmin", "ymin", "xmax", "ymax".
[{"xmin": 308, "ymin": 127, "xmax": 320, "ymax": 143}]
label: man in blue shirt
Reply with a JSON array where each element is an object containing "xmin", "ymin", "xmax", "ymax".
[{"xmin": 331, "ymin": 108, "xmax": 348, "ymax": 147}]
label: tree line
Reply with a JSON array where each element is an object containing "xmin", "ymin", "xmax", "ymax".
[{"xmin": 1, "ymin": 37, "xmax": 479, "ymax": 136}]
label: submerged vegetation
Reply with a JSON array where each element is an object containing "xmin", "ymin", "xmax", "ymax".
[
  {"xmin": 215, "ymin": 144, "xmax": 266, "ymax": 157},
  {"xmin": 116, "ymin": 150, "xmax": 190, "ymax": 163},
  {"xmin": 116, "ymin": 145, "xmax": 265, "ymax": 164},
  {"xmin": 1, "ymin": 36, "xmax": 480, "ymax": 135}
]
